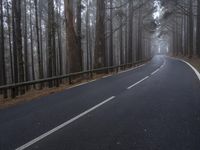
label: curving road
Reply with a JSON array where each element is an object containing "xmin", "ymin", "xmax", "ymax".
[{"xmin": 0, "ymin": 55, "xmax": 200, "ymax": 150}]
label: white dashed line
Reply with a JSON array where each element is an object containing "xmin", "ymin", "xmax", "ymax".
[
  {"xmin": 127, "ymin": 58, "xmax": 166, "ymax": 90},
  {"xmin": 16, "ymin": 96, "xmax": 116, "ymax": 150},
  {"xmin": 127, "ymin": 76, "xmax": 150, "ymax": 90},
  {"xmin": 151, "ymin": 68, "xmax": 160, "ymax": 75}
]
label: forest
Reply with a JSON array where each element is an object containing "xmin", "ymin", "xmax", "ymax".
[{"xmin": 0, "ymin": 0, "xmax": 200, "ymax": 99}]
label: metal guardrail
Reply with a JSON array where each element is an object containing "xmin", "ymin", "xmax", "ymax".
[{"xmin": 0, "ymin": 59, "xmax": 150, "ymax": 98}]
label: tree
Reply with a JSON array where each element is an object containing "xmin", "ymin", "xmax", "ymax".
[
  {"xmin": 23, "ymin": 0, "xmax": 29, "ymax": 83},
  {"xmin": 127, "ymin": 1, "xmax": 133, "ymax": 63},
  {"xmin": 29, "ymin": 0, "xmax": 35, "ymax": 82},
  {"xmin": 188, "ymin": 0, "xmax": 193, "ymax": 58},
  {"xmin": 77, "ymin": 0, "xmax": 82, "ymax": 56},
  {"xmin": 94, "ymin": 0, "xmax": 106, "ymax": 68},
  {"xmin": 0, "ymin": 0, "xmax": 7, "ymax": 97},
  {"xmin": 64, "ymin": 0, "xmax": 82, "ymax": 73},
  {"xmin": 196, "ymin": 0, "xmax": 200, "ymax": 57},
  {"xmin": 47, "ymin": 0, "xmax": 56, "ymax": 82},
  {"xmin": 12, "ymin": 0, "xmax": 25, "ymax": 94},
  {"xmin": 34, "ymin": 0, "xmax": 44, "ymax": 81},
  {"xmin": 109, "ymin": 0, "xmax": 113, "ymax": 66}
]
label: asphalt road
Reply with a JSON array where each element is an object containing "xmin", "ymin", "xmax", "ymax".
[{"xmin": 0, "ymin": 55, "xmax": 200, "ymax": 150}]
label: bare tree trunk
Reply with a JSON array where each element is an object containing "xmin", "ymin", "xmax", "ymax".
[
  {"xmin": 109, "ymin": 0, "xmax": 113, "ymax": 67},
  {"xmin": 29, "ymin": 0, "xmax": 35, "ymax": 82},
  {"xmin": 12, "ymin": 0, "xmax": 19, "ymax": 92},
  {"xmin": 6, "ymin": 0, "xmax": 14, "ymax": 83},
  {"xmin": 0, "ymin": 0, "xmax": 7, "ymax": 98},
  {"xmin": 77, "ymin": 0, "xmax": 82, "ymax": 56},
  {"xmin": 128, "ymin": 1, "xmax": 133, "ymax": 63},
  {"xmin": 23, "ymin": 0, "xmax": 29, "ymax": 84},
  {"xmin": 39, "ymin": 0, "xmax": 44, "ymax": 78},
  {"xmin": 56, "ymin": 0, "xmax": 63, "ymax": 75},
  {"xmin": 12, "ymin": 0, "xmax": 25, "ymax": 95},
  {"xmin": 94, "ymin": 0, "xmax": 106, "ymax": 68},
  {"xmin": 197, "ymin": 0, "xmax": 200, "ymax": 57},
  {"xmin": 64, "ymin": 0, "xmax": 82, "ymax": 73},
  {"xmin": 34, "ymin": 0, "xmax": 43, "ymax": 82},
  {"xmin": 86, "ymin": 0, "xmax": 90, "ymax": 70},
  {"xmin": 188, "ymin": 0, "xmax": 193, "ymax": 58}
]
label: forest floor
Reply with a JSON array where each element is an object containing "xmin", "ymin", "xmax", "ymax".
[{"xmin": 0, "ymin": 63, "xmax": 146, "ymax": 109}]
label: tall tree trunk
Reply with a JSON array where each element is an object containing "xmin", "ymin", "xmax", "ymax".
[
  {"xmin": 119, "ymin": 15, "xmax": 123, "ymax": 65},
  {"xmin": 77, "ymin": 0, "xmax": 82, "ymax": 57},
  {"xmin": 48, "ymin": 0, "xmax": 53, "ymax": 80},
  {"xmin": 128, "ymin": 1, "xmax": 133, "ymax": 63},
  {"xmin": 137, "ymin": 6, "xmax": 142, "ymax": 61},
  {"xmin": 29, "ymin": 0, "xmax": 35, "ymax": 81},
  {"xmin": 34, "ymin": 0, "xmax": 43, "ymax": 81},
  {"xmin": 0, "ymin": 0, "xmax": 7, "ymax": 97},
  {"xmin": 188, "ymin": 0, "xmax": 193, "ymax": 58},
  {"xmin": 23, "ymin": 0, "xmax": 29, "ymax": 83},
  {"xmin": 39, "ymin": 0, "xmax": 44, "ymax": 77},
  {"xmin": 196, "ymin": 0, "xmax": 200, "ymax": 57},
  {"xmin": 12, "ymin": 0, "xmax": 25, "ymax": 94},
  {"xmin": 109, "ymin": 0, "xmax": 113, "ymax": 66},
  {"xmin": 86, "ymin": 0, "xmax": 90, "ymax": 70},
  {"xmin": 6, "ymin": 0, "xmax": 14, "ymax": 83},
  {"xmin": 64, "ymin": 0, "xmax": 82, "ymax": 73},
  {"xmin": 56, "ymin": 0, "xmax": 63, "ymax": 75},
  {"xmin": 94, "ymin": 0, "xmax": 106, "ymax": 68},
  {"xmin": 12, "ymin": 0, "xmax": 18, "ymax": 87}
]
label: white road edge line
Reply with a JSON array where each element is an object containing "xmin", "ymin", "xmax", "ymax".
[
  {"xmin": 102, "ymin": 74, "xmax": 112, "ymax": 79},
  {"xmin": 127, "ymin": 76, "xmax": 149, "ymax": 90},
  {"xmin": 67, "ymin": 82, "xmax": 88, "ymax": 89},
  {"xmin": 180, "ymin": 59, "xmax": 200, "ymax": 81},
  {"xmin": 168, "ymin": 56, "xmax": 200, "ymax": 81},
  {"xmin": 16, "ymin": 96, "xmax": 116, "ymax": 150}
]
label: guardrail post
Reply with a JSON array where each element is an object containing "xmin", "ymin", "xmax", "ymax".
[
  {"xmin": 90, "ymin": 71, "xmax": 93, "ymax": 79},
  {"xmin": 55, "ymin": 79, "xmax": 59, "ymax": 87},
  {"xmin": 69, "ymin": 76, "xmax": 72, "ymax": 85},
  {"xmin": 11, "ymin": 88, "xmax": 16, "ymax": 99},
  {"xmin": 107, "ymin": 68, "xmax": 109, "ymax": 74},
  {"xmin": 3, "ymin": 90, "xmax": 8, "ymax": 99},
  {"xmin": 116, "ymin": 66, "xmax": 119, "ymax": 73}
]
